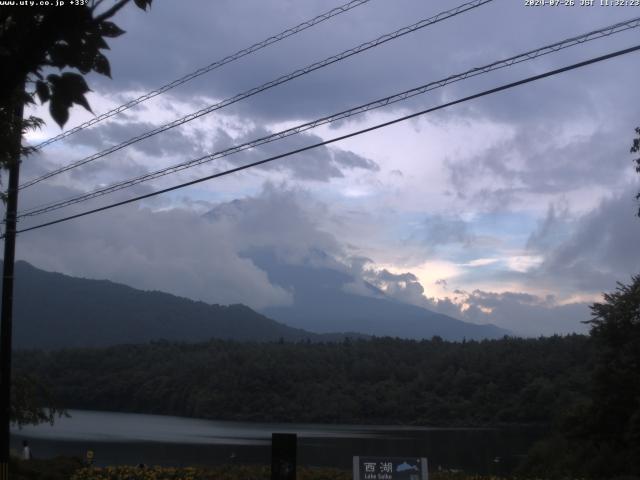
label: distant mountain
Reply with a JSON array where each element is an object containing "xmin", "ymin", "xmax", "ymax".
[
  {"xmin": 3, "ymin": 255, "xmax": 506, "ymax": 349},
  {"xmin": 250, "ymin": 250, "xmax": 508, "ymax": 341},
  {"xmin": 3, "ymin": 261, "xmax": 357, "ymax": 349}
]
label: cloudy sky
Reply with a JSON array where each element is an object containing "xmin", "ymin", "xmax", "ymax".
[{"xmin": 11, "ymin": 0, "xmax": 640, "ymax": 336}]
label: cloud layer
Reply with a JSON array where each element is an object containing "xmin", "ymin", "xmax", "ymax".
[{"xmin": 8, "ymin": 0, "xmax": 640, "ymax": 337}]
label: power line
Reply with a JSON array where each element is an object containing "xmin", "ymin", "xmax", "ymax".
[
  {"xmin": 32, "ymin": 0, "xmax": 373, "ymax": 150},
  {"xmin": 11, "ymin": 44, "xmax": 640, "ymax": 237},
  {"xmin": 17, "ymin": 16, "xmax": 640, "ymax": 219},
  {"xmin": 19, "ymin": 0, "xmax": 494, "ymax": 190}
]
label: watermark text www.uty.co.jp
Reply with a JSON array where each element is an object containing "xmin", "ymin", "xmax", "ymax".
[{"xmin": 0, "ymin": 0, "xmax": 88, "ymax": 7}]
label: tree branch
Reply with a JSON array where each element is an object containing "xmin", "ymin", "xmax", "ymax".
[
  {"xmin": 94, "ymin": 0, "xmax": 130, "ymax": 23},
  {"xmin": 91, "ymin": 0, "xmax": 106, "ymax": 12}
]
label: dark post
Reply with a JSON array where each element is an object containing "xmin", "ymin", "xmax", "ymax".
[
  {"xmin": 271, "ymin": 433, "xmax": 297, "ymax": 480},
  {"xmin": 0, "ymin": 86, "xmax": 24, "ymax": 479}
]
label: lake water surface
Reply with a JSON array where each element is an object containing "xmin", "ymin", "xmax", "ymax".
[{"xmin": 11, "ymin": 410, "xmax": 543, "ymax": 474}]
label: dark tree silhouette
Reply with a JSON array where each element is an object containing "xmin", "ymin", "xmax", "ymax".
[
  {"xmin": 0, "ymin": 0, "xmax": 152, "ymax": 427},
  {"xmin": 14, "ymin": 335, "xmax": 594, "ymax": 427},
  {"xmin": 0, "ymin": 0, "xmax": 152, "ymax": 170},
  {"xmin": 584, "ymin": 275, "xmax": 640, "ymax": 476},
  {"xmin": 633, "ymin": 127, "xmax": 640, "ymax": 216}
]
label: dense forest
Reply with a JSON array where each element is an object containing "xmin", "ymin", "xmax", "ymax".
[
  {"xmin": 13, "ymin": 268, "xmax": 640, "ymax": 480},
  {"xmin": 13, "ymin": 274, "xmax": 640, "ymax": 478},
  {"xmin": 15, "ymin": 335, "xmax": 593, "ymax": 427}
]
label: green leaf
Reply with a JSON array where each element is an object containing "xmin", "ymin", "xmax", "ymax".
[
  {"xmin": 75, "ymin": 50, "xmax": 95, "ymax": 74},
  {"xmin": 35, "ymin": 80, "xmax": 50, "ymax": 103},
  {"xmin": 49, "ymin": 97, "xmax": 69, "ymax": 127},
  {"xmin": 134, "ymin": 0, "xmax": 152, "ymax": 10},
  {"xmin": 87, "ymin": 33, "xmax": 110, "ymax": 51},
  {"xmin": 46, "ymin": 73, "xmax": 60, "ymax": 86},
  {"xmin": 75, "ymin": 93, "xmax": 92, "ymax": 113},
  {"xmin": 48, "ymin": 44, "xmax": 70, "ymax": 68},
  {"xmin": 47, "ymin": 72, "xmax": 93, "ymax": 126},
  {"xmin": 60, "ymin": 72, "xmax": 92, "ymax": 112},
  {"xmin": 60, "ymin": 72, "xmax": 90, "ymax": 95},
  {"xmin": 99, "ymin": 21, "xmax": 125, "ymax": 38},
  {"xmin": 93, "ymin": 52, "xmax": 111, "ymax": 78}
]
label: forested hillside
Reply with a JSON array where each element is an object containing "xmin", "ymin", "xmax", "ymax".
[
  {"xmin": 6, "ymin": 261, "xmax": 359, "ymax": 348},
  {"xmin": 6, "ymin": 261, "xmax": 506, "ymax": 348},
  {"xmin": 15, "ymin": 335, "xmax": 593, "ymax": 426}
]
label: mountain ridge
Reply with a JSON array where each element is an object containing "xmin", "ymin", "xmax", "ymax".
[
  {"xmin": 4, "ymin": 261, "xmax": 358, "ymax": 349},
  {"xmin": 2, "ymin": 260, "xmax": 507, "ymax": 349},
  {"xmin": 248, "ymin": 250, "xmax": 508, "ymax": 341}
]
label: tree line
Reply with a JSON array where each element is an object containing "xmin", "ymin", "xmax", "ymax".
[
  {"xmin": 12, "ymin": 268, "xmax": 640, "ymax": 480},
  {"xmin": 14, "ymin": 334, "xmax": 593, "ymax": 427}
]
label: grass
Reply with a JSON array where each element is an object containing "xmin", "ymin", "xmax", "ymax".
[
  {"xmin": 10, "ymin": 457, "xmax": 589, "ymax": 480},
  {"xmin": 69, "ymin": 465, "xmax": 543, "ymax": 480},
  {"xmin": 9, "ymin": 456, "xmax": 84, "ymax": 480}
]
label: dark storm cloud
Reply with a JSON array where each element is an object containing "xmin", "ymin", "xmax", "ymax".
[
  {"xmin": 446, "ymin": 124, "xmax": 637, "ymax": 205},
  {"xmin": 20, "ymin": 149, "xmax": 63, "ymax": 184},
  {"xmin": 442, "ymin": 290, "xmax": 590, "ymax": 336},
  {"xmin": 10, "ymin": 0, "xmax": 640, "ymax": 338},
  {"xmin": 220, "ymin": 126, "xmax": 379, "ymax": 181},
  {"xmin": 4, "ymin": 178, "xmax": 603, "ymax": 336},
  {"xmin": 64, "ymin": 120, "xmax": 203, "ymax": 158},
  {"xmin": 333, "ymin": 150, "xmax": 379, "ymax": 171},
  {"xmin": 203, "ymin": 183, "xmax": 344, "ymax": 261},
  {"xmin": 411, "ymin": 214, "xmax": 474, "ymax": 248},
  {"xmin": 12, "ymin": 185, "xmax": 351, "ymax": 309},
  {"xmin": 467, "ymin": 186, "xmax": 640, "ymax": 296},
  {"xmin": 534, "ymin": 187, "xmax": 640, "ymax": 293},
  {"xmin": 45, "ymin": 0, "xmax": 639, "ymax": 218},
  {"xmin": 209, "ymin": 127, "xmax": 235, "ymax": 152},
  {"xmin": 65, "ymin": 155, "xmax": 151, "ymax": 188},
  {"xmin": 17, "ymin": 142, "xmax": 155, "ymax": 208},
  {"xmin": 15, "ymin": 168, "xmax": 157, "ymax": 225},
  {"xmin": 20, "ymin": 118, "xmax": 216, "ymax": 203},
  {"xmin": 88, "ymin": 0, "xmax": 448, "ymax": 121},
  {"xmin": 84, "ymin": 0, "xmax": 640, "ymax": 130},
  {"xmin": 526, "ymin": 201, "xmax": 572, "ymax": 252}
]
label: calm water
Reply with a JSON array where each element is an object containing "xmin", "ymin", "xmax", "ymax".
[{"xmin": 11, "ymin": 410, "xmax": 543, "ymax": 474}]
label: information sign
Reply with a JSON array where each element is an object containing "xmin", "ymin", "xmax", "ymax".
[{"xmin": 353, "ymin": 456, "xmax": 428, "ymax": 480}]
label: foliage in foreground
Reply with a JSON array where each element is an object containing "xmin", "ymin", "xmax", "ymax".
[
  {"xmin": 633, "ymin": 126, "xmax": 640, "ymax": 216},
  {"xmin": 9, "ymin": 455, "xmax": 83, "ymax": 480},
  {"xmin": 67, "ymin": 463, "xmax": 577, "ymax": 480},
  {"xmin": 523, "ymin": 275, "xmax": 640, "ymax": 479},
  {"xmin": 11, "ymin": 373, "xmax": 66, "ymax": 427},
  {"xmin": 4, "ymin": 456, "xmax": 607, "ymax": 480}
]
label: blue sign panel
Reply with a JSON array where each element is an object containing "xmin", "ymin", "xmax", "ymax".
[{"xmin": 353, "ymin": 457, "xmax": 428, "ymax": 480}]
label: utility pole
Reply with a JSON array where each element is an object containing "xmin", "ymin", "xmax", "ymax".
[{"xmin": 0, "ymin": 86, "xmax": 24, "ymax": 479}]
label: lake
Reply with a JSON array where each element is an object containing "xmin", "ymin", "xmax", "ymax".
[{"xmin": 10, "ymin": 410, "xmax": 544, "ymax": 475}]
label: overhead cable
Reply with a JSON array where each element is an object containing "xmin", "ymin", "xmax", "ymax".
[
  {"xmin": 17, "ymin": 16, "xmax": 640, "ymax": 219},
  {"xmin": 20, "ymin": 0, "xmax": 494, "ymax": 189},
  {"xmin": 32, "ymin": 0, "xmax": 374, "ymax": 149},
  {"xmin": 11, "ymin": 44, "xmax": 640, "ymax": 236}
]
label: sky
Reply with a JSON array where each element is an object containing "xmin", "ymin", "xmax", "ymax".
[{"xmin": 9, "ymin": 0, "xmax": 640, "ymax": 336}]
